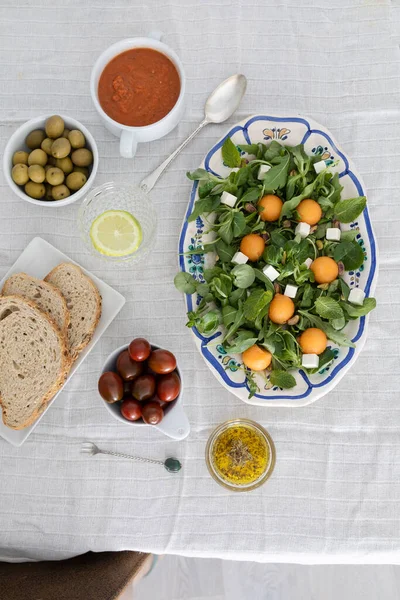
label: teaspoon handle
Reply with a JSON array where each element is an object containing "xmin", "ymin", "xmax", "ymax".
[{"xmin": 140, "ymin": 119, "xmax": 208, "ymax": 193}]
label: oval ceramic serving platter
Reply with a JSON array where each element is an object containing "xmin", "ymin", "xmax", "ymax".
[{"xmin": 178, "ymin": 114, "xmax": 378, "ymax": 407}]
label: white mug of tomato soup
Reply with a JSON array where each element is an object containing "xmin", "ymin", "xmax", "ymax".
[{"xmin": 90, "ymin": 33, "xmax": 185, "ymax": 158}]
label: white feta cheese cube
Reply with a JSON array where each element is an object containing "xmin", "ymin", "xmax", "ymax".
[
  {"xmin": 326, "ymin": 227, "xmax": 341, "ymax": 242},
  {"xmin": 302, "ymin": 354, "xmax": 319, "ymax": 369},
  {"xmin": 231, "ymin": 251, "xmax": 249, "ymax": 265},
  {"xmin": 262, "ymin": 265, "xmax": 280, "ymax": 282},
  {"xmin": 231, "ymin": 167, "xmax": 240, "ymax": 173},
  {"xmin": 257, "ymin": 164, "xmax": 271, "ymax": 179},
  {"xmin": 303, "ymin": 257, "xmax": 313, "ymax": 268},
  {"xmin": 284, "ymin": 284, "xmax": 298, "ymax": 299},
  {"xmin": 295, "ymin": 222, "xmax": 311, "ymax": 238},
  {"xmin": 348, "ymin": 287, "xmax": 365, "ymax": 306},
  {"xmin": 313, "ymin": 160, "xmax": 327, "ymax": 174},
  {"xmin": 220, "ymin": 191, "xmax": 237, "ymax": 208}
]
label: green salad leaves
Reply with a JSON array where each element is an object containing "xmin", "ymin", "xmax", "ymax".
[{"xmin": 175, "ymin": 139, "xmax": 376, "ymax": 397}]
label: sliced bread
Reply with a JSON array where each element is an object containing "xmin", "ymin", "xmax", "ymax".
[
  {"xmin": 0, "ymin": 295, "xmax": 70, "ymax": 429},
  {"xmin": 45, "ymin": 263, "xmax": 102, "ymax": 359},
  {"xmin": 2, "ymin": 272, "xmax": 70, "ymax": 336}
]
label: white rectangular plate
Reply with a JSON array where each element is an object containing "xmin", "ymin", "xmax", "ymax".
[{"xmin": 0, "ymin": 237, "xmax": 125, "ymax": 446}]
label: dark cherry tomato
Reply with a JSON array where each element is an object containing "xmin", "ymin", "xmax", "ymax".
[
  {"xmin": 120, "ymin": 397, "xmax": 142, "ymax": 421},
  {"xmin": 129, "ymin": 338, "xmax": 151, "ymax": 362},
  {"xmin": 131, "ymin": 374, "xmax": 156, "ymax": 401},
  {"xmin": 142, "ymin": 400, "xmax": 164, "ymax": 425},
  {"xmin": 98, "ymin": 371, "xmax": 124, "ymax": 403},
  {"xmin": 157, "ymin": 371, "xmax": 181, "ymax": 402},
  {"xmin": 116, "ymin": 349, "xmax": 143, "ymax": 381},
  {"xmin": 148, "ymin": 349, "xmax": 177, "ymax": 374}
]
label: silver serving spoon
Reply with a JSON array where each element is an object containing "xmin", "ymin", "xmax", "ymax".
[
  {"xmin": 81, "ymin": 442, "xmax": 182, "ymax": 473},
  {"xmin": 140, "ymin": 74, "xmax": 247, "ymax": 193}
]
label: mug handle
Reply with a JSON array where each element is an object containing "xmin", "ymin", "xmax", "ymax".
[
  {"xmin": 120, "ymin": 130, "xmax": 138, "ymax": 158},
  {"xmin": 154, "ymin": 403, "xmax": 190, "ymax": 440},
  {"xmin": 148, "ymin": 31, "xmax": 163, "ymax": 41}
]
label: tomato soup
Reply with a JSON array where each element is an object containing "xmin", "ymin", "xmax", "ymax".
[{"xmin": 98, "ymin": 48, "xmax": 181, "ymax": 127}]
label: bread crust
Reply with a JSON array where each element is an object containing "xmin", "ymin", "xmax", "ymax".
[
  {"xmin": 2, "ymin": 272, "xmax": 71, "ymax": 337},
  {"xmin": 0, "ymin": 295, "xmax": 71, "ymax": 430},
  {"xmin": 45, "ymin": 263, "xmax": 102, "ymax": 359}
]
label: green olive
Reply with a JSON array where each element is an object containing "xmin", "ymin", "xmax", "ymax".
[
  {"xmin": 45, "ymin": 115, "xmax": 65, "ymax": 139},
  {"xmin": 46, "ymin": 167, "xmax": 64, "ymax": 186},
  {"xmin": 66, "ymin": 172, "xmax": 87, "ymax": 191},
  {"xmin": 28, "ymin": 149, "xmax": 47, "ymax": 167},
  {"xmin": 55, "ymin": 157, "xmax": 73, "ymax": 174},
  {"xmin": 25, "ymin": 129, "xmax": 46, "ymax": 150},
  {"xmin": 28, "ymin": 164, "xmax": 45, "ymax": 183},
  {"xmin": 12, "ymin": 163, "xmax": 29, "ymax": 185},
  {"xmin": 25, "ymin": 181, "xmax": 46, "ymax": 199},
  {"xmin": 71, "ymin": 148, "xmax": 93, "ymax": 167},
  {"xmin": 52, "ymin": 184, "xmax": 70, "ymax": 200},
  {"xmin": 62, "ymin": 128, "xmax": 71, "ymax": 139},
  {"xmin": 12, "ymin": 151, "xmax": 29, "ymax": 166},
  {"xmin": 68, "ymin": 129, "xmax": 85, "ymax": 149},
  {"xmin": 51, "ymin": 137, "xmax": 71, "ymax": 159},
  {"xmin": 44, "ymin": 184, "xmax": 53, "ymax": 201},
  {"xmin": 73, "ymin": 166, "xmax": 89, "ymax": 177},
  {"xmin": 41, "ymin": 137, "xmax": 53, "ymax": 155}
]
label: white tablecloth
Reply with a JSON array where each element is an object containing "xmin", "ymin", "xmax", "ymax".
[{"xmin": 1, "ymin": 0, "xmax": 400, "ymax": 564}]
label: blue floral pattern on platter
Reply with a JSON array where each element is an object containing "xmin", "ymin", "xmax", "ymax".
[{"xmin": 178, "ymin": 115, "xmax": 378, "ymax": 407}]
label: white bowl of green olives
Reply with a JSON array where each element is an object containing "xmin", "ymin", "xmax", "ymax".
[{"xmin": 3, "ymin": 114, "xmax": 99, "ymax": 207}]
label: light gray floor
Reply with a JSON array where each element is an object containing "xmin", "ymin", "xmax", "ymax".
[{"xmin": 120, "ymin": 556, "xmax": 400, "ymax": 600}]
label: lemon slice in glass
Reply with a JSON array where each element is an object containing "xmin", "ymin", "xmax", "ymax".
[{"xmin": 90, "ymin": 210, "xmax": 143, "ymax": 257}]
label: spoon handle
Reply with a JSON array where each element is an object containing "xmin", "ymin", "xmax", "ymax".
[{"xmin": 140, "ymin": 119, "xmax": 208, "ymax": 193}]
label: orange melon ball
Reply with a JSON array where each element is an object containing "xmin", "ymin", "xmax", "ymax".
[
  {"xmin": 258, "ymin": 194, "xmax": 283, "ymax": 222},
  {"xmin": 299, "ymin": 328, "xmax": 327, "ymax": 355},
  {"xmin": 242, "ymin": 345, "xmax": 272, "ymax": 371},
  {"xmin": 240, "ymin": 233, "xmax": 265, "ymax": 261},
  {"xmin": 310, "ymin": 256, "xmax": 339, "ymax": 284},
  {"xmin": 296, "ymin": 199, "xmax": 322, "ymax": 225},
  {"xmin": 268, "ymin": 293, "xmax": 295, "ymax": 324}
]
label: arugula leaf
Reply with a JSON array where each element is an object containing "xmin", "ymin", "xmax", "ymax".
[
  {"xmin": 340, "ymin": 230, "xmax": 357, "ymax": 242},
  {"xmin": 245, "ymin": 370, "xmax": 259, "ymax": 398},
  {"xmin": 270, "ymin": 370, "xmax": 297, "ymax": 389},
  {"xmin": 174, "ymin": 272, "xmax": 197, "ymax": 294},
  {"xmin": 300, "ymin": 283, "xmax": 315, "ymax": 308},
  {"xmin": 333, "ymin": 240, "xmax": 365, "ymax": 270},
  {"xmin": 221, "ymin": 137, "xmax": 241, "ymax": 168},
  {"xmin": 315, "ymin": 296, "xmax": 344, "ymax": 320},
  {"xmin": 190, "ymin": 310, "xmax": 220, "ymax": 336},
  {"xmin": 239, "ymin": 143, "xmax": 260, "ymax": 155},
  {"xmin": 229, "ymin": 287, "xmax": 246, "ymax": 307},
  {"xmin": 199, "ymin": 180, "xmax": 216, "ymax": 198},
  {"xmin": 231, "ymin": 264, "xmax": 255, "ymax": 289},
  {"xmin": 218, "ymin": 212, "xmax": 234, "ymax": 244},
  {"xmin": 222, "ymin": 305, "xmax": 237, "ymax": 327},
  {"xmin": 223, "ymin": 305, "xmax": 245, "ymax": 341},
  {"xmin": 203, "ymin": 266, "xmax": 223, "ymax": 282},
  {"xmin": 240, "ymin": 187, "xmax": 262, "ymax": 205},
  {"xmin": 253, "ymin": 268, "xmax": 275, "ymax": 293},
  {"xmin": 225, "ymin": 331, "xmax": 258, "ymax": 354},
  {"xmin": 215, "ymin": 239, "xmax": 235, "ymax": 263},
  {"xmin": 261, "ymin": 153, "xmax": 290, "ymax": 190},
  {"xmin": 210, "ymin": 274, "xmax": 232, "ymax": 300},
  {"xmin": 243, "ymin": 289, "xmax": 273, "ymax": 321},
  {"xmin": 263, "ymin": 245, "xmax": 283, "ymax": 266},
  {"xmin": 291, "ymin": 144, "xmax": 311, "ymax": 175},
  {"xmin": 280, "ymin": 180, "xmax": 319, "ymax": 219},
  {"xmin": 187, "ymin": 168, "xmax": 220, "ymax": 182},
  {"xmin": 196, "ymin": 282, "xmax": 210, "ymax": 297},
  {"xmin": 235, "ymin": 166, "xmax": 249, "ymax": 187},
  {"xmin": 340, "ymin": 278, "xmax": 351, "ymax": 300},
  {"xmin": 307, "ymin": 348, "xmax": 335, "ymax": 374},
  {"xmin": 188, "ymin": 195, "xmax": 220, "ymax": 222},
  {"xmin": 341, "ymin": 297, "xmax": 376, "ymax": 318},
  {"xmin": 334, "ymin": 196, "xmax": 366, "ymax": 223},
  {"xmin": 264, "ymin": 141, "xmax": 284, "ymax": 162},
  {"xmin": 232, "ymin": 211, "xmax": 246, "ymax": 237},
  {"xmin": 271, "ymin": 229, "xmax": 287, "ymax": 247}
]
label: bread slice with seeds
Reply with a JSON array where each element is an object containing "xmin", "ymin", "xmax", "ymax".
[
  {"xmin": 2, "ymin": 272, "xmax": 70, "ymax": 337},
  {"xmin": 0, "ymin": 295, "xmax": 71, "ymax": 429},
  {"xmin": 45, "ymin": 263, "xmax": 102, "ymax": 359}
]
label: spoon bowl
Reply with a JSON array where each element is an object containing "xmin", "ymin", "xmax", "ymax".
[{"xmin": 204, "ymin": 74, "xmax": 247, "ymax": 123}]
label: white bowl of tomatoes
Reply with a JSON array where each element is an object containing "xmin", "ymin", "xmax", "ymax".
[{"xmin": 98, "ymin": 338, "xmax": 190, "ymax": 440}]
